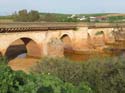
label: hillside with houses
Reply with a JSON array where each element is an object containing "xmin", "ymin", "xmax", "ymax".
[{"xmin": 0, "ymin": 10, "xmax": 125, "ymax": 23}]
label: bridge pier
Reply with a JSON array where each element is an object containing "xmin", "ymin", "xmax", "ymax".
[
  {"xmin": 25, "ymin": 41, "xmax": 44, "ymax": 58},
  {"xmin": 0, "ymin": 49, "xmax": 7, "ymax": 57}
]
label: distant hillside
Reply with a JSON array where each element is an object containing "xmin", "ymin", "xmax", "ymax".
[
  {"xmin": 39, "ymin": 13, "xmax": 71, "ymax": 22},
  {"xmin": 0, "ymin": 15, "xmax": 12, "ymax": 19},
  {"xmin": 78, "ymin": 13, "xmax": 111, "ymax": 17},
  {"xmin": 0, "ymin": 15, "xmax": 13, "ymax": 22},
  {"xmin": 100, "ymin": 13, "xmax": 125, "ymax": 17},
  {"xmin": 39, "ymin": 13, "xmax": 71, "ymax": 16},
  {"xmin": 0, "ymin": 13, "xmax": 112, "ymax": 20},
  {"xmin": 1, "ymin": 12, "xmax": 125, "ymax": 22}
]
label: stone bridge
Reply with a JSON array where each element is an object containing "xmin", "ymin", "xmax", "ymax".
[{"xmin": 0, "ymin": 22, "xmax": 125, "ymax": 59}]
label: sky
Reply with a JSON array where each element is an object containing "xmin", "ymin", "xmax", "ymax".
[{"xmin": 0, "ymin": 0, "xmax": 125, "ymax": 15}]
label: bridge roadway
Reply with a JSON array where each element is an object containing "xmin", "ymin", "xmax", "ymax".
[{"xmin": 0, "ymin": 22, "xmax": 125, "ymax": 33}]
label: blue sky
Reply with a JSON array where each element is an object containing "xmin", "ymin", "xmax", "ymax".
[{"xmin": 0, "ymin": 0, "xmax": 125, "ymax": 15}]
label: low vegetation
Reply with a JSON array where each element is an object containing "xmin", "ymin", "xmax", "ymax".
[
  {"xmin": 1, "ymin": 9, "xmax": 125, "ymax": 22},
  {"xmin": 108, "ymin": 16, "xmax": 125, "ymax": 22},
  {"xmin": 1, "ymin": 55, "xmax": 125, "ymax": 93},
  {"xmin": 0, "ymin": 57, "xmax": 92, "ymax": 93},
  {"xmin": 32, "ymin": 56, "xmax": 125, "ymax": 93},
  {"xmin": 12, "ymin": 9, "xmax": 40, "ymax": 22},
  {"xmin": 0, "ymin": 15, "xmax": 12, "ymax": 20},
  {"xmin": 32, "ymin": 57, "xmax": 83, "ymax": 85}
]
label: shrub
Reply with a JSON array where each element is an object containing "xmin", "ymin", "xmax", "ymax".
[
  {"xmin": 32, "ymin": 57, "xmax": 83, "ymax": 85},
  {"xmin": 32, "ymin": 56, "xmax": 125, "ymax": 93},
  {"xmin": 0, "ymin": 56, "xmax": 8, "ymax": 64},
  {"xmin": 0, "ymin": 57, "xmax": 92, "ymax": 93},
  {"xmin": 3, "ymin": 55, "xmax": 125, "ymax": 93},
  {"xmin": 81, "ymin": 56, "xmax": 125, "ymax": 93}
]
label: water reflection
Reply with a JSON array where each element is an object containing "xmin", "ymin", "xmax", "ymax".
[
  {"xmin": 8, "ymin": 47, "xmax": 125, "ymax": 73},
  {"xmin": 12, "ymin": 49, "xmax": 125, "ymax": 62},
  {"xmin": 7, "ymin": 43, "xmax": 125, "ymax": 63},
  {"xmin": 16, "ymin": 53, "xmax": 26, "ymax": 58}
]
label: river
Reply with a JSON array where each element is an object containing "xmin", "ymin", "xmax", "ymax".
[{"xmin": 8, "ymin": 47, "xmax": 125, "ymax": 72}]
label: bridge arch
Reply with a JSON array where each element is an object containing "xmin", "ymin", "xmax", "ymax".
[
  {"xmin": 60, "ymin": 34, "xmax": 73, "ymax": 50},
  {"xmin": 5, "ymin": 37, "xmax": 43, "ymax": 60}
]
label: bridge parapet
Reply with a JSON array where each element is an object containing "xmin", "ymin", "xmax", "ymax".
[
  {"xmin": 1, "ymin": 22, "xmax": 125, "ymax": 28},
  {"xmin": 1, "ymin": 22, "xmax": 125, "ymax": 33},
  {"xmin": 88, "ymin": 23, "xmax": 125, "ymax": 28},
  {"xmin": 0, "ymin": 22, "xmax": 78, "ymax": 33},
  {"xmin": 0, "ymin": 22, "xmax": 78, "ymax": 28}
]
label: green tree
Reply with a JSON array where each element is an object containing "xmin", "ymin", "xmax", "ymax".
[
  {"xmin": 44, "ymin": 13, "xmax": 57, "ymax": 22},
  {"xmin": 13, "ymin": 9, "xmax": 40, "ymax": 22},
  {"xmin": 18, "ymin": 9, "xmax": 28, "ymax": 22},
  {"xmin": 28, "ymin": 10, "xmax": 40, "ymax": 22}
]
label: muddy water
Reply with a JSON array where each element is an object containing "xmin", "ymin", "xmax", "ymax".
[
  {"xmin": 8, "ymin": 47, "xmax": 125, "ymax": 72},
  {"xmin": 8, "ymin": 58, "xmax": 39, "ymax": 73},
  {"xmin": 64, "ymin": 50, "xmax": 96, "ymax": 61},
  {"xmin": 8, "ymin": 49, "xmax": 94, "ymax": 72}
]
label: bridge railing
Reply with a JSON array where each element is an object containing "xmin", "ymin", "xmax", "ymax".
[
  {"xmin": 1, "ymin": 22, "xmax": 125, "ymax": 28},
  {"xmin": 0, "ymin": 22, "xmax": 79, "ymax": 33},
  {"xmin": 0, "ymin": 22, "xmax": 79, "ymax": 28},
  {"xmin": 1, "ymin": 22, "xmax": 125, "ymax": 33},
  {"xmin": 88, "ymin": 23, "xmax": 125, "ymax": 28}
]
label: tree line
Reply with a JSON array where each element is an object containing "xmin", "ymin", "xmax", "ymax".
[
  {"xmin": 12, "ymin": 9, "xmax": 80, "ymax": 22},
  {"xmin": 12, "ymin": 9, "xmax": 40, "ymax": 22}
]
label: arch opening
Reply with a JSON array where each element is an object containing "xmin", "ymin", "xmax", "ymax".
[
  {"xmin": 5, "ymin": 38, "xmax": 42, "ymax": 60},
  {"xmin": 60, "ymin": 34, "xmax": 72, "ymax": 50}
]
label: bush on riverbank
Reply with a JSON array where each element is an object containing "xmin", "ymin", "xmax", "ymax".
[
  {"xmin": 32, "ymin": 56, "xmax": 125, "ymax": 93},
  {"xmin": 82, "ymin": 56, "xmax": 125, "ymax": 93},
  {"xmin": 0, "ymin": 57, "xmax": 92, "ymax": 93},
  {"xmin": 32, "ymin": 57, "xmax": 83, "ymax": 85}
]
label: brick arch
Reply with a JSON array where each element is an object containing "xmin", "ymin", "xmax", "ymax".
[
  {"xmin": 60, "ymin": 34, "xmax": 73, "ymax": 50},
  {"xmin": 59, "ymin": 32, "xmax": 73, "ymax": 40},
  {"xmin": 5, "ymin": 37, "xmax": 43, "ymax": 60}
]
